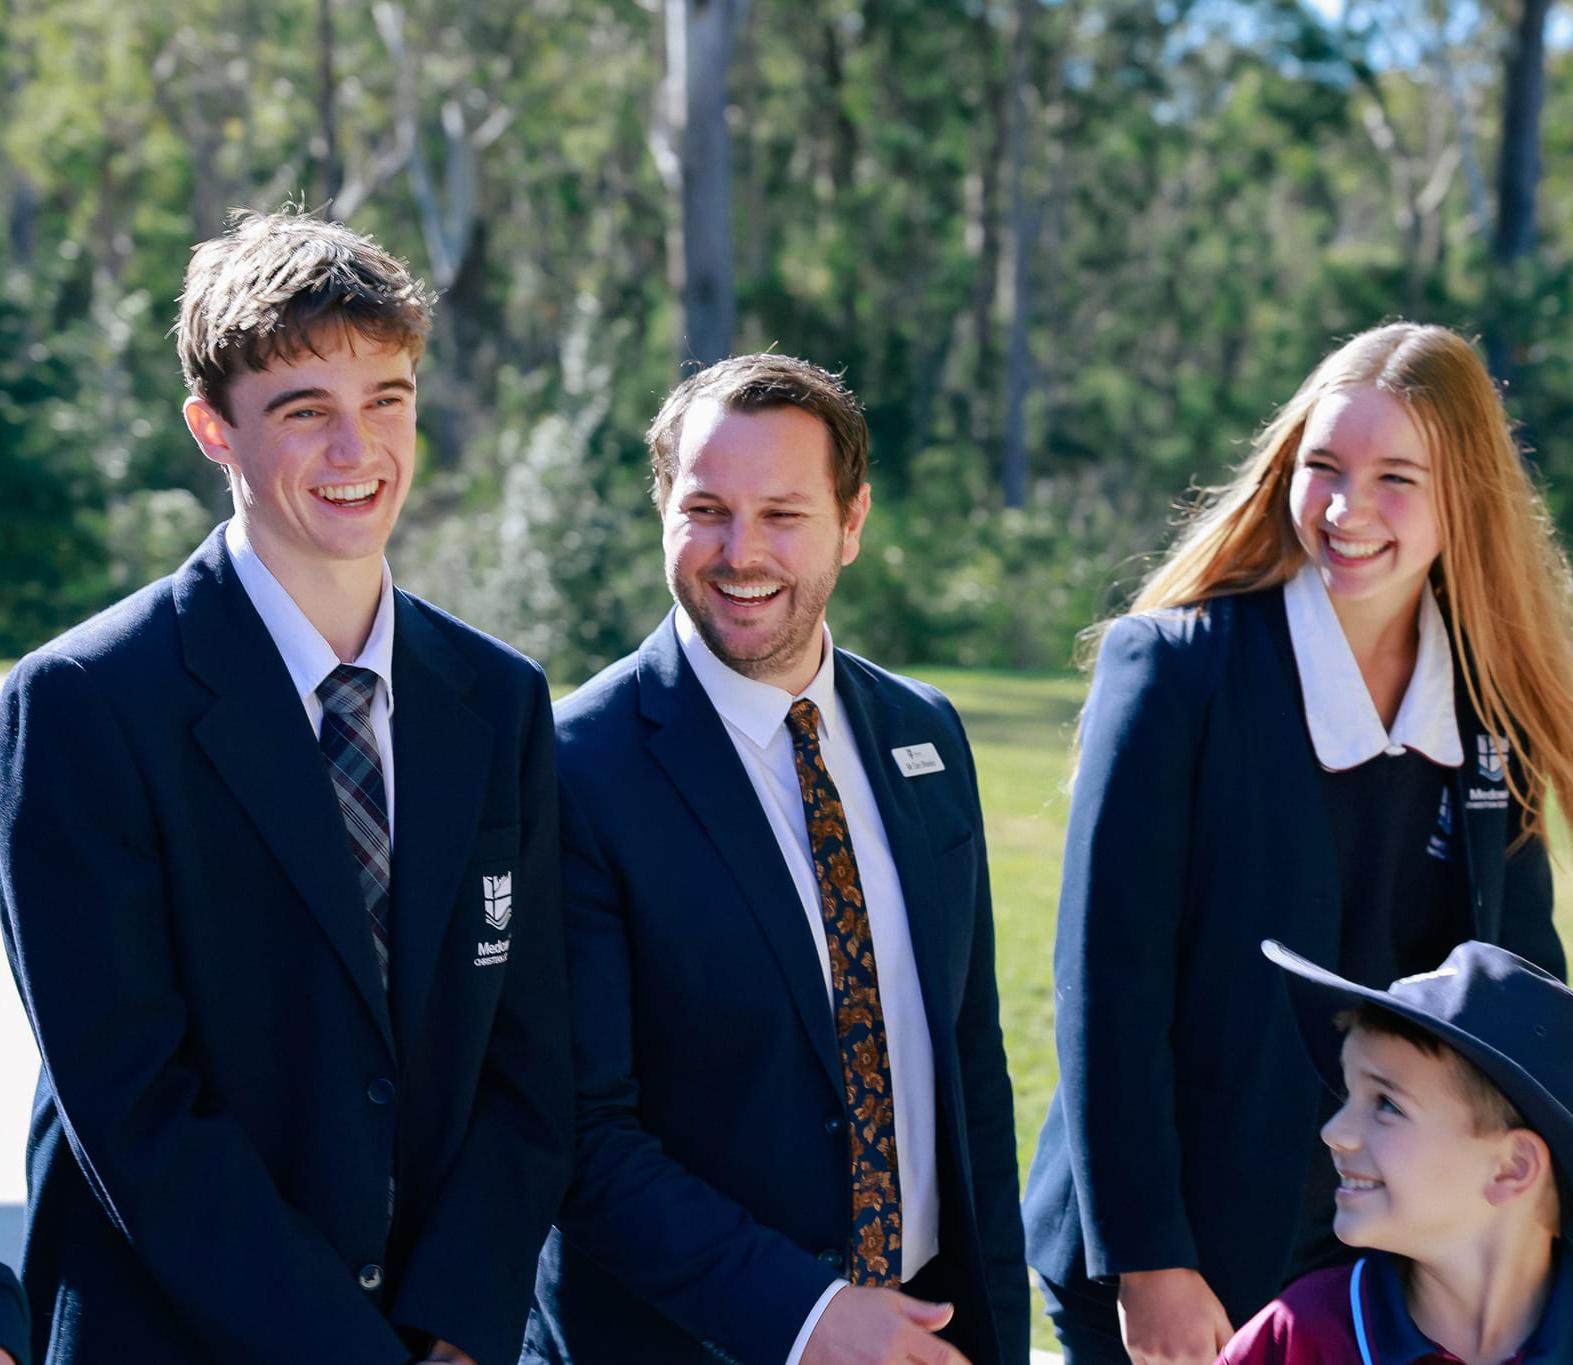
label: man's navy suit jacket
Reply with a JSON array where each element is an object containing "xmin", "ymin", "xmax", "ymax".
[
  {"xmin": 524, "ymin": 614, "xmax": 1029, "ymax": 1365},
  {"xmin": 1022, "ymin": 588, "xmax": 1565, "ymax": 1332},
  {"xmin": 0, "ymin": 527, "xmax": 572, "ymax": 1365}
]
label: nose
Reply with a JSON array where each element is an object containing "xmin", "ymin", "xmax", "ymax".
[
  {"xmin": 722, "ymin": 514, "xmax": 766, "ymax": 569},
  {"xmin": 325, "ymin": 412, "xmax": 370, "ymax": 466},
  {"xmin": 1324, "ymin": 476, "xmax": 1369, "ymax": 528},
  {"xmin": 1321, "ymin": 1100, "xmax": 1359, "ymax": 1153}
]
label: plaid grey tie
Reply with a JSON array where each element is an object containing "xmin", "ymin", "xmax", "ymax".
[{"xmin": 317, "ymin": 665, "xmax": 392, "ymax": 990}]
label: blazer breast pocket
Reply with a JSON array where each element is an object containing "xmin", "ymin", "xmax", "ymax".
[{"xmin": 468, "ymin": 824, "xmax": 519, "ymax": 968}]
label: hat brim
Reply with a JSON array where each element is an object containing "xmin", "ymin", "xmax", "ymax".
[{"xmin": 1262, "ymin": 939, "xmax": 1573, "ymax": 1232}]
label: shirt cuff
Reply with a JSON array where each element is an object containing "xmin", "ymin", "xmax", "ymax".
[{"xmin": 785, "ymin": 1279, "xmax": 849, "ymax": 1365}]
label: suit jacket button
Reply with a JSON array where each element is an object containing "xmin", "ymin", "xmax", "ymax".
[
  {"xmin": 824, "ymin": 1117, "xmax": 843, "ymax": 1135},
  {"xmin": 358, "ymin": 1263, "xmax": 384, "ymax": 1291},
  {"xmin": 368, "ymin": 1077, "xmax": 396, "ymax": 1105},
  {"xmin": 816, "ymin": 1249, "xmax": 844, "ymax": 1269}
]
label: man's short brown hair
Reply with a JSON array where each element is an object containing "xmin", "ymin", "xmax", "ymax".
[
  {"xmin": 175, "ymin": 207, "xmax": 435, "ymax": 422},
  {"xmin": 646, "ymin": 353, "xmax": 870, "ymax": 518},
  {"xmin": 1337, "ymin": 1003, "xmax": 1528, "ymax": 1135}
]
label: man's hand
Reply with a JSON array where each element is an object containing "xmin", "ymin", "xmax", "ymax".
[
  {"xmin": 1117, "ymin": 1268, "xmax": 1233, "ymax": 1365},
  {"xmin": 801, "ymin": 1285, "xmax": 970, "ymax": 1365},
  {"xmin": 419, "ymin": 1340, "xmax": 478, "ymax": 1365}
]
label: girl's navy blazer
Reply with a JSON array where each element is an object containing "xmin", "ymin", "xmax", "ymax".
[{"xmin": 1022, "ymin": 586, "xmax": 1565, "ymax": 1330}]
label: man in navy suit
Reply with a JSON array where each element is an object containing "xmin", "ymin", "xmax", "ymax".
[
  {"xmin": 525, "ymin": 354, "xmax": 1028, "ymax": 1364},
  {"xmin": 0, "ymin": 210, "xmax": 570, "ymax": 1365}
]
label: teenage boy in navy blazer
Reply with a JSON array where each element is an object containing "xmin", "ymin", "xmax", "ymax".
[
  {"xmin": 0, "ymin": 210, "xmax": 570, "ymax": 1365},
  {"xmin": 524, "ymin": 354, "xmax": 1028, "ymax": 1365}
]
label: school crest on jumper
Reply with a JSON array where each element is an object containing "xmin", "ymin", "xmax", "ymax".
[
  {"xmin": 482, "ymin": 873, "xmax": 513, "ymax": 931},
  {"xmin": 1477, "ymin": 734, "xmax": 1506, "ymax": 783}
]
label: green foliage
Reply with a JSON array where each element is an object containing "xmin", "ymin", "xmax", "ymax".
[{"xmin": 3, "ymin": 0, "xmax": 1573, "ymax": 681}]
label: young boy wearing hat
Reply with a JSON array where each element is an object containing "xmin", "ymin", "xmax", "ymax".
[{"xmin": 1218, "ymin": 939, "xmax": 1573, "ymax": 1364}]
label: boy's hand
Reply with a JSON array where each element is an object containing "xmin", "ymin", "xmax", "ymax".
[{"xmin": 1117, "ymin": 1267, "xmax": 1234, "ymax": 1365}]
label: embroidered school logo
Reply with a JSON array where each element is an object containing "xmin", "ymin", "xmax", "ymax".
[
  {"xmin": 482, "ymin": 873, "xmax": 513, "ymax": 931},
  {"xmin": 1477, "ymin": 734, "xmax": 1506, "ymax": 783}
]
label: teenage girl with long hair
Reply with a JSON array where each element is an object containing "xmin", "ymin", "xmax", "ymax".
[{"xmin": 1021, "ymin": 323, "xmax": 1573, "ymax": 1365}]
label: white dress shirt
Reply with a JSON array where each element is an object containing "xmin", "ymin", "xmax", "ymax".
[
  {"xmin": 1283, "ymin": 561, "xmax": 1462, "ymax": 772},
  {"xmin": 675, "ymin": 609, "xmax": 939, "ymax": 1361},
  {"xmin": 224, "ymin": 520, "xmax": 400, "ymax": 843}
]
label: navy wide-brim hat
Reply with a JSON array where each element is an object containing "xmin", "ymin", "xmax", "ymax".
[{"xmin": 1263, "ymin": 938, "xmax": 1573, "ymax": 1231}]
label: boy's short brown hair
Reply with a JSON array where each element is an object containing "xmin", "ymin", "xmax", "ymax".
[
  {"xmin": 645, "ymin": 353, "xmax": 869, "ymax": 519},
  {"xmin": 176, "ymin": 207, "xmax": 434, "ymax": 422},
  {"xmin": 1338, "ymin": 1002, "xmax": 1527, "ymax": 1135}
]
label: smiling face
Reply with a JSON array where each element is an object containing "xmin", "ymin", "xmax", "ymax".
[
  {"xmin": 1321, "ymin": 1027, "xmax": 1508, "ymax": 1260},
  {"xmin": 1288, "ymin": 384, "xmax": 1443, "ymax": 630},
  {"xmin": 661, "ymin": 398, "xmax": 870, "ymax": 695},
  {"xmin": 184, "ymin": 327, "xmax": 417, "ymax": 587}
]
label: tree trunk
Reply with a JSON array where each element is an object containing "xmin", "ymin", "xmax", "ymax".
[
  {"xmin": 668, "ymin": 0, "xmax": 741, "ymax": 370},
  {"xmin": 1487, "ymin": 0, "xmax": 1552, "ymax": 385},
  {"xmin": 316, "ymin": 0, "xmax": 342, "ymax": 208},
  {"xmin": 1001, "ymin": 0, "xmax": 1039, "ymax": 510}
]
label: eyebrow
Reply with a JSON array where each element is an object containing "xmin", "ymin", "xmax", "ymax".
[
  {"xmin": 1306, "ymin": 446, "xmax": 1429, "ymax": 472},
  {"xmin": 262, "ymin": 378, "xmax": 415, "ymax": 415},
  {"xmin": 1355, "ymin": 1066, "xmax": 1419, "ymax": 1102}
]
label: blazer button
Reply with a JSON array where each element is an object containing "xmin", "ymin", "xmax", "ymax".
[
  {"xmin": 816, "ymin": 1249, "xmax": 844, "ymax": 1269},
  {"xmin": 367, "ymin": 1077, "xmax": 397, "ymax": 1105},
  {"xmin": 824, "ymin": 1117, "xmax": 843, "ymax": 1135},
  {"xmin": 357, "ymin": 1263, "xmax": 384, "ymax": 1291}
]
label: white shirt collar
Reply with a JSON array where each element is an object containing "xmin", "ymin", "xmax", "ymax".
[
  {"xmin": 674, "ymin": 606, "xmax": 839, "ymax": 748},
  {"xmin": 1283, "ymin": 561, "xmax": 1461, "ymax": 771},
  {"xmin": 224, "ymin": 519, "xmax": 397, "ymax": 712}
]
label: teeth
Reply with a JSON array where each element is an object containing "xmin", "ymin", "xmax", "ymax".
[
  {"xmin": 316, "ymin": 481, "xmax": 378, "ymax": 503},
  {"xmin": 1340, "ymin": 1176, "xmax": 1382, "ymax": 1190},
  {"xmin": 717, "ymin": 582, "xmax": 781, "ymax": 600},
  {"xmin": 1328, "ymin": 536, "xmax": 1386, "ymax": 560}
]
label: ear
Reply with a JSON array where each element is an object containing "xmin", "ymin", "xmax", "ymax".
[
  {"xmin": 183, "ymin": 395, "xmax": 236, "ymax": 471},
  {"xmin": 1484, "ymin": 1129, "xmax": 1552, "ymax": 1214},
  {"xmin": 839, "ymin": 482, "xmax": 873, "ymax": 568}
]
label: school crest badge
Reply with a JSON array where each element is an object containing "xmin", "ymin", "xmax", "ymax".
[
  {"xmin": 482, "ymin": 873, "xmax": 513, "ymax": 931},
  {"xmin": 1477, "ymin": 734, "xmax": 1506, "ymax": 783}
]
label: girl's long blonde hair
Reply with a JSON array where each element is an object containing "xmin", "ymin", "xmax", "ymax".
[{"xmin": 1117, "ymin": 322, "xmax": 1573, "ymax": 842}]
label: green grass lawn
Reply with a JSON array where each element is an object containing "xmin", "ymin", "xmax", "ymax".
[{"xmin": 911, "ymin": 666, "xmax": 1573, "ymax": 1351}]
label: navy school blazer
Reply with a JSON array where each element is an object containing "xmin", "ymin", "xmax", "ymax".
[
  {"xmin": 0, "ymin": 526, "xmax": 571, "ymax": 1365},
  {"xmin": 525, "ymin": 612, "xmax": 1029, "ymax": 1365},
  {"xmin": 1021, "ymin": 587, "xmax": 1563, "ymax": 1330}
]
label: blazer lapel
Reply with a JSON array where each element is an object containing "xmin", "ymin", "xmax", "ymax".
[
  {"xmin": 833, "ymin": 656, "xmax": 953, "ymax": 1037},
  {"xmin": 386, "ymin": 594, "xmax": 492, "ymax": 1052},
  {"xmin": 176, "ymin": 528, "xmax": 394, "ymax": 1048},
  {"xmin": 637, "ymin": 616, "xmax": 843, "ymax": 1096}
]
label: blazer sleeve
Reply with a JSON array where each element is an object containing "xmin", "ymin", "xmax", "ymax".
[
  {"xmin": 390, "ymin": 665, "xmax": 574, "ymax": 1365},
  {"xmin": 552, "ymin": 776, "xmax": 839, "ymax": 1364},
  {"xmin": 1052, "ymin": 612, "xmax": 1211, "ymax": 1280},
  {"xmin": 1497, "ymin": 760, "xmax": 1564, "ymax": 981},
  {"xmin": 0, "ymin": 1263, "xmax": 27, "ymax": 1365},
  {"xmin": 0, "ymin": 653, "xmax": 412, "ymax": 1365},
  {"xmin": 945, "ymin": 701, "xmax": 1030, "ymax": 1362}
]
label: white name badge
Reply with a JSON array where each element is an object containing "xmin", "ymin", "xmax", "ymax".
[{"xmin": 891, "ymin": 743, "xmax": 945, "ymax": 777}]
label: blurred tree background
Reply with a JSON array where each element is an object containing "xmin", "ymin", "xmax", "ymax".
[{"xmin": 3, "ymin": 0, "xmax": 1570, "ymax": 678}]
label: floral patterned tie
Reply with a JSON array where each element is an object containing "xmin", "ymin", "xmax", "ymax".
[{"xmin": 785, "ymin": 698, "xmax": 901, "ymax": 1286}]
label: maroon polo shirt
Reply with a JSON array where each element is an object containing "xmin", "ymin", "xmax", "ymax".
[{"xmin": 1217, "ymin": 1247, "xmax": 1572, "ymax": 1364}]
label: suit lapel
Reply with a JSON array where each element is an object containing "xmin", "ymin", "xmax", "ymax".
[
  {"xmin": 833, "ymin": 656, "xmax": 953, "ymax": 1035},
  {"xmin": 176, "ymin": 528, "xmax": 394, "ymax": 1048},
  {"xmin": 386, "ymin": 594, "xmax": 491, "ymax": 1052},
  {"xmin": 638, "ymin": 616, "xmax": 843, "ymax": 1096}
]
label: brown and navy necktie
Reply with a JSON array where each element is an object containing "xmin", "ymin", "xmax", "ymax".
[
  {"xmin": 785, "ymin": 697, "xmax": 901, "ymax": 1286},
  {"xmin": 318, "ymin": 665, "xmax": 392, "ymax": 990}
]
